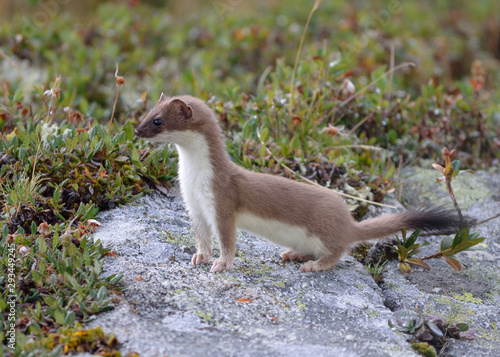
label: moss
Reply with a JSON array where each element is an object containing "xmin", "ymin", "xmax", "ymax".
[
  {"xmin": 350, "ymin": 243, "xmax": 372, "ymax": 262},
  {"xmin": 297, "ymin": 301, "xmax": 307, "ymax": 312},
  {"xmin": 401, "ymin": 167, "xmax": 491, "ymax": 209},
  {"xmin": 383, "ymin": 281, "xmax": 402, "ymax": 291},
  {"xmin": 195, "ymin": 311, "xmax": 213, "ymax": 323},
  {"xmin": 475, "ymin": 321, "xmax": 500, "ymax": 344},
  {"xmin": 452, "ymin": 292, "xmax": 483, "ymax": 304},
  {"xmin": 161, "ymin": 231, "xmax": 196, "ymax": 248},
  {"xmin": 28, "ymin": 324, "xmax": 120, "ymax": 356},
  {"xmin": 273, "ymin": 280, "xmax": 286, "ymax": 288},
  {"xmin": 411, "ymin": 342, "xmax": 437, "ymax": 357},
  {"xmin": 365, "ymin": 309, "xmax": 379, "ymax": 318},
  {"xmin": 427, "ymin": 296, "xmax": 474, "ymax": 325}
]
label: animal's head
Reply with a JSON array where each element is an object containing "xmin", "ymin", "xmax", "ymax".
[{"xmin": 135, "ymin": 94, "xmax": 200, "ymax": 144}]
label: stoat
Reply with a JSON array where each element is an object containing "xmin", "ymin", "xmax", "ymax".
[{"xmin": 135, "ymin": 94, "xmax": 459, "ymax": 273}]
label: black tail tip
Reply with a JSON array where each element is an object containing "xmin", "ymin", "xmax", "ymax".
[{"xmin": 405, "ymin": 207, "xmax": 468, "ymax": 234}]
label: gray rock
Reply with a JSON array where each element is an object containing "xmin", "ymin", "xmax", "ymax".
[{"xmin": 87, "ymin": 170, "xmax": 500, "ymax": 357}]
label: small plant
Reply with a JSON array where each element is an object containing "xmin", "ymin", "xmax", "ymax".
[
  {"xmin": 0, "ymin": 173, "xmax": 44, "ymax": 221},
  {"xmin": 421, "ymin": 227, "xmax": 485, "ymax": 271},
  {"xmin": 389, "ymin": 307, "xmax": 474, "ymax": 356},
  {"xmin": 392, "ymin": 146, "xmax": 485, "ymax": 274},
  {"xmin": 365, "ymin": 259, "xmax": 388, "ymax": 283},
  {"xmin": 392, "ymin": 228, "xmax": 429, "ymax": 274},
  {"xmin": 392, "ymin": 226, "xmax": 485, "ymax": 274},
  {"xmin": 431, "ymin": 147, "xmax": 474, "ymax": 226}
]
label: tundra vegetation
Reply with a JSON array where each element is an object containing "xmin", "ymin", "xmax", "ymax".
[{"xmin": 0, "ymin": 0, "xmax": 499, "ymax": 355}]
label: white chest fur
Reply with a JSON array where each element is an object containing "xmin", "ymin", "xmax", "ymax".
[{"xmin": 175, "ymin": 131, "xmax": 217, "ymax": 235}]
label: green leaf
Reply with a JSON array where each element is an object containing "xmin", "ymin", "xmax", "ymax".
[
  {"xmin": 259, "ymin": 143, "xmax": 267, "ymax": 158},
  {"xmin": 406, "ymin": 229, "xmax": 421, "ymax": 248},
  {"xmin": 395, "ymin": 244, "xmax": 408, "ymax": 260},
  {"xmin": 96, "ymin": 286, "xmax": 108, "ymax": 300},
  {"xmin": 260, "ymin": 127, "xmax": 269, "ymax": 142},
  {"xmin": 291, "ymin": 134, "xmax": 301, "ymax": 153},
  {"xmin": 52, "ymin": 232, "xmax": 60, "ymax": 250},
  {"xmin": 44, "ymin": 296, "xmax": 58, "ymax": 308},
  {"xmin": 108, "ymin": 273, "xmax": 123, "ymax": 285},
  {"xmin": 398, "ymin": 261, "xmax": 412, "ymax": 274},
  {"xmin": 406, "ymin": 258, "xmax": 430, "ymax": 270},
  {"xmin": 65, "ymin": 311, "xmax": 76, "ymax": 326},
  {"xmin": 426, "ymin": 321, "xmax": 444, "ymax": 337},
  {"xmin": 53, "ymin": 308, "xmax": 65, "ymax": 325},
  {"xmin": 80, "ymin": 97, "xmax": 89, "ymax": 114},
  {"xmin": 387, "ymin": 129, "xmax": 397, "ymax": 144},
  {"xmin": 405, "ymin": 243, "xmax": 420, "ymax": 252},
  {"xmin": 451, "ymin": 160, "xmax": 461, "ymax": 172},
  {"xmin": 38, "ymin": 237, "xmax": 47, "ymax": 255},
  {"xmin": 449, "ymin": 238, "xmax": 486, "ymax": 255},
  {"xmin": 65, "ymin": 272, "xmax": 81, "ymax": 291},
  {"xmin": 74, "ymin": 202, "xmax": 86, "ymax": 219},
  {"xmin": 53, "ymin": 186, "xmax": 61, "ymax": 203},
  {"xmin": 451, "ymin": 227, "xmax": 467, "ymax": 248},
  {"xmin": 440, "ymin": 236, "xmax": 453, "ymax": 251},
  {"xmin": 456, "ymin": 323, "xmax": 469, "ymax": 332},
  {"xmin": 443, "ymin": 256, "xmax": 462, "ymax": 271}
]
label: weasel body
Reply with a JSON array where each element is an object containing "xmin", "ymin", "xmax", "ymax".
[{"xmin": 135, "ymin": 94, "xmax": 460, "ymax": 272}]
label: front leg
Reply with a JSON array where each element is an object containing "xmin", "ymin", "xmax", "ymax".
[
  {"xmin": 210, "ymin": 214, "xmax": 237, "ymax": 273},
  {"xmin": 190, "ymin": 212, "xmax": 213, "ymax": 265}
]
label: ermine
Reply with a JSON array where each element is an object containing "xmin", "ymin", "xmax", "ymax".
[{"xmin": 135, "ymin": 94, "xmax": 460, "ymax": 273}]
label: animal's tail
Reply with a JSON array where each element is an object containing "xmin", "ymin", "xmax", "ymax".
[{"xmin": 354, "ymin": 208, "xmax": 463, "ymax": 242}]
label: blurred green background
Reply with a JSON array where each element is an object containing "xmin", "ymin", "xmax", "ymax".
[{"xmin": 1, "ymin": 0, "xmax": 499, "ymax": 104}]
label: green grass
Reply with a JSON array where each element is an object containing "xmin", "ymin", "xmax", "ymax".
[{"xmin": 0, "ymin": 0, "xmax": 499, "ymax": 355}]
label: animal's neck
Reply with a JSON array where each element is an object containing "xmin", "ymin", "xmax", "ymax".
[{"xmin": 175, "ymin": 129, "xmax": 232, "ymax": 181}]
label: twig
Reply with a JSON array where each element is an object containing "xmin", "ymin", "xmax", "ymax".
[
  {"xmin": 321, "ymin": 62, "xmax": 415, "ymax": 129},
  {"xmin": 288, "ymin": 0, "xmax": 323, "ymax": 119},
  {"xmin": 347, "ymin": 114, "xmax": 371, "ymax": 135},
  {"xmin": 421, "ymin": 251, "xmax": 443, "ymax": 261},
  {"xmin": 475, "ymin": 212, "xmax": 500, "ymax": 226},
  {"xmin": 388, "ymin": 42, "xmax": 395, "ymax": 95},
  {"xmin": 108, "ymin": 63, "xmax": 125, "ymax": 132},
  {"xmin": 256, "ymin": 129, "xmax": 397, "ymax": 209},
  {"xmin": 2, "ymin": 80, "xmax": 9, "ymax": 106},
  {"xmin": 445, "ymin": 177, "xmax": 464, "ymax": 226},
  {"xmin": 328, "ymin": 144, "xmax": 382, "ymax": 151},
  {"xmin": 46, "ymin": 76, "xmax": 61, "ymax": 123},
  {"xmin": 340, "ymin": 62, "xmax": 415, "ymax": 107},
  {"xmin": 0, "ymin": 48, "xmax": 16, "ymax": 67},
  {"xmin": 32, "ymin": 76, "xmax": 60, "ymax": 178}
]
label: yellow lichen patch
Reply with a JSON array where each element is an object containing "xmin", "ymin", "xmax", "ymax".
[{"xmin": 452, "ymin": 292, "xmax": 483, "ymax": 304}]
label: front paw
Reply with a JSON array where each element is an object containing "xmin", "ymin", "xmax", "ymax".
[
  {"xmin": 210, "ymin": 258, "xmax": 234, "ymax": 272},
  {"xmin": 191, "ymin": 252, "xmax": 210, "ymax": 265}
]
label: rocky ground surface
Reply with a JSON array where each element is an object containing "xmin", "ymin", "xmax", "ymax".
[{"xmin": 83, "ymin": 168, "xmax": 500, "ymax": 357}]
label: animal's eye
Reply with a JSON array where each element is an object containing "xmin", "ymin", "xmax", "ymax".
[{"xmin": 153, "ymin": 118, "xmax": 163, "ymax": 127}]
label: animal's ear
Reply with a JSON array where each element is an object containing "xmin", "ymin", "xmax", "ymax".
[
  {"xmin": 169, "ymin": 99, "xmax": 193, "ymax": 120},
  {"xmin": 158, "ymin": 92, "xmax": 167, "ymax": 103}
]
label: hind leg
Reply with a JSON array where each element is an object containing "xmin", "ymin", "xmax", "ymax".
[
  {"xmin": 301, "ymin": 251, "xmax": 343, "ymax": 272},
  {"xmin": 281, "ymin": 249, "xmax": 314, "ymax": 262}
]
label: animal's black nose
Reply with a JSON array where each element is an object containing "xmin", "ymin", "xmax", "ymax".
[{"xmin": 134, "ymin": 129, "xmax": 141, "ymax": 137}]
